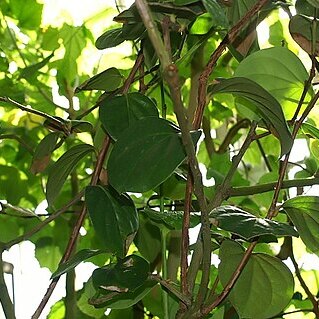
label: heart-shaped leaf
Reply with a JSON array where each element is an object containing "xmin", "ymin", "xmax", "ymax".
[
  {"xmin": 210, "ymin": 205, "xmax": 298, "ymax": 240},
  {"xmin": 219, "ymin": 240, "xmax": 294, "ymax": 319},
  {"xmin": 208, "ymin": 77, "xmax": 293, "ymax": 156},
  {"xmin": 99, "ymin": 92, "xmax": 159, "ymax": 141},
  {"xmin": 46, "ymin": 144, "xmax": 95, "ymax": 205},
  {"xmin": 282, "ymin": 196, "xmax": 319, "ymax": 255},
  {"xmin": 234, "ymin": 46, "xmax": 313, "ymax": 116},
  {"xmin": 108, "ymin": 117, "xmax": 201, "ymax": 193},
  {"xmin": 85, "ymin": 186, "xmax": 138, "ymax": 258}
]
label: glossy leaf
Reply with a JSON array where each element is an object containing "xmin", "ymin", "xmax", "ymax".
[
  {"xmin": 92, "ymin": 255, "xmax": 149, "ymax": 293},
  {"xmin": 219, "ymin": 240, "xmax": 294, "ymax": 318},
  {"xmin": 76, "ymin": 67, "xmax": 122, "ymax": 92},
  {"xmin": 282, "ymin": 196, "xmax": 319, "ymax": 255},
  {"xmin": 99, "ymin": 92, "xmax": 159, "ymax": 140},
  {"xmin": 209, "ymin": 77, "xmax": 293, "ymax": 156},
  {"xmin": 85, "ymin": 186, "xmax": 138, "ymax": 258},
  {"xmin": 202, "ymin": 0, "xmax": 228, "ymax": 27},
  {"xmin": 51, "ymin": 249, "xmax": 106, "ymax": 279},
  {"xmin": 143, "ymin": 208, "xmax": 200, "ymax": 230},
  {"xmin": 95, "ymin": 28, "xmax": 125, "ymax": 49},
  {"xmin": 31, "ymin": 132, "xmax": 60, "ymax": 174},
  {"xmin": 234, "ymin": 47, "xmax": 313, "ymax": 116},
  {"xmin": 108, "ymin": 117, "xmax": 201, "ymax": 193},
  {"xmin": 46, "ymin": 144, "xmax": 95, "ymax": 205},
  {"xmin": 209, "ymin": 205, "xmax": 298, "ymax": 240}
]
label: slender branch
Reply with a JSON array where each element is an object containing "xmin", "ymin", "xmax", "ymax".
[
  {"xmin": 0, "ymin": 247, "xmax": 15, "ymax": 319},
  {"xmin": 193, "ymin": 0, "xmax": 269, "ymax": 129}
]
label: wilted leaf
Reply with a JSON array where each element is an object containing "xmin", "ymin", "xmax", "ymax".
[
  {"xmin": 108, "ymin": 117, "xmax": 201, "ymax": 193},
  {"xmin": 282, "ymin": 196, "xmax": 319, "ymax": 255},
  {"xmin": 219, "ymin": 240, "xmax": 294, "ymax": 318},
  {"xmin": 209, "ymin": 205, "xmax": 298, "ymax": 240},
  {"xmin": 46, "ymin": 144, "xmax": 95, "ymax": 205},
  {"xmin": 85, "ymin": 186, "xmax": 138, "ymax": 258}
]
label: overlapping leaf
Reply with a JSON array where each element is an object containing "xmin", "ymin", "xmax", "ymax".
[
  {"xmin": 282, "ymin": 196, "xmax": 319, "ymax": 255},
  {"xmin": 108, "ymin": 117, "xmax": 201, "ymax": 193},
  {"xmin": 209, "ymin": 77, "xmax": 293, "ymax": 156},
  {"xmin": 85, "ymin": 186, "xmax": 138, "ymax": 258},
  {"xmin": 209, "ymin": 205, "xmax": 298, "ymax": 240},
  {"xmin": 219, "ymin": 240, "xmax": 294, "ymax": 318}
]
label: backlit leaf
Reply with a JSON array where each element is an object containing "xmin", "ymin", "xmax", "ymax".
[
  {"xmin": 208, "ymin": 77, "xmax": 293, "ymax": 156},
  {"xmin": 46, "ymin": 144, "xmax": 95, "ymax": 205},
  {"xmin": 99, "ymin": 92, "xmax": 159, "ymax": 140},
  {"xmin": 85, "ymin": 186, "xmax": 138, "ymax": 258},
  {"xmin": 108, "ymin": 117, "xmax": 201, "ymax": 193},
  {"xmin": 219, "ymin": 240, "xmax": 294, "ymax": 318},
  {"xmin": 282, "ymin": 196, "xmax": 319, "ymax": 255},
  {"xmin": 209, "ymin": 205, "xmax": 298, "ymax": 240}
]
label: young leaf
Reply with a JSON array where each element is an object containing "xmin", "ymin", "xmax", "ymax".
[
  {"xmin": 219, "ymin": 240, "xmax": 294, "ymax": 318},
  {"xmin": 76, "ymin": 67, "xmax": 123, "ymax": 93},
  {"xmin": 99, "ymin": 92, "xmax": 159, "ymax": 140},
  {"xmin": 209, "ymin": 205, "xmax": 298, "ymax": 240},
  {"xmin": 31, "ymin": 132, "xmax": 61, "ymax": 174},
  {"xmin": 108, "ymin": 117, "xmax": 201, "ymax": 193},
  {"xmin": 92, "ymin": 255, "xmax": 149, "ymax": 293},
  {"xmin": 51, "ymin": 249, "xmax": 107, "ymax": 279},
  {"xmin": 85, "ymin": 186, "xmax": 138, "ymax": 258},
  {"xmin": 282, "ymin": 196, "xmax": 319, "ymax": 255},
  {"xmin": 46, "ymin": 144, "xmax": 95, "ymax": 205},
  {"xmin": 208, "ymin": 77, "xmax": 293, "ymax": 156}
]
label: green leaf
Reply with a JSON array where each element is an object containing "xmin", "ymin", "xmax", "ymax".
[
  {"xmin": 202, "ymin": 0, "xmax": 228, "ymax": 27},
  {"xmin": 46, "ymin": 144, "xmax": 95, "ymax": 205},
  {"xmin": 143, "ymin": 208, "xmax": 200, "ymax": 230},
  {"xmin": 51, "ymin": 249, "xmax": 106, "ymax": 279},
  {"xmin": 306, "ymin": 0, "xmax": 319, "ymax": 8},
  {"xmin": 95, "ymin": 28, "xmax": 125, "ymax": 49},
  {"xmin": 85, "ymin": 186, "xmax": 138, "ymax": 258},
  {"xmin": 108, "ymin": 117, "xmax": 201, "ymax": 193},
  {"xmin": 234, "ymin": 47, "xmax": 313, "ymax": 117},
  {"xmin": 174, "ymin": 0, "xmax": 199, "ymax": 5},
  {"xmin": 99, "ymin": 92, "xmax": 159, "ymax": 140},
  {"xmin": 209, "ymin": 205, "xmax": 298, "ymax": 240},
  {"xmin": 31, "ymin": 132, "xmax": 60, "ymax": 174},
  {"xmin": 92, "ymin": 255, "xmax": 149, "ymax": 293},
  {"xmin": 219, "ymin": 240, "xmax": 294, "ymax": 318},
  {"xmin": 282, "ymin": 196, "xmax": 319, "ymax": 255},
  {"xmin": 19, "ymin": 53, "xmax": 54, "ymax": 81},
  {"xmin": 301, "ymin": 122, "xmax": 319, "ymax": 139},
  {"xmin": 208, "ymin": 77, "xmax": 293, "ymax": 156},
  {"xmin": 296, "ymin": 0, "xmax": 319, "ymax": 17},
  {"xmin": 76, "ymin": 67, "xmax": 123, "ymax": 93}
]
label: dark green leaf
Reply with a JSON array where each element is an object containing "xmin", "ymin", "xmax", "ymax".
[
  {"xmin": 219, "ymin": 240, "xmax": 294, "ymax": 318},
  {"xmin": 92, "ymin": 255, "xmax": 149, "ymax": 293},
  {"xmin": 209, "ymin": 205, "xmax": 298, "ymax": 240},
  {"xmin": 302, "ymin": 122, "xmax": 319, "ymax": 139},
  {"xmin": 208, "ymin": 77, "xmax": 293, "ymax": 156},
  {"xmin": 143, "ymin": 208, "xmax": 200, "ymax": 230},
  {"xmin": 234, "ymin": 47, "xmax": 313, "ymax": 116},
  {"xmin": 174, "ymin": 0, "xmax": 200, "ymax": 5},
  {"xmin": 296, "ymin": 0, "xmax": 319, "ymax": 17},
  {"xmin": 51, "ymin": 249, "xmax": 106, "ymax": 279},
  {"xmin": 31, "ymin": 132, "xmax": 60, "ymax": 174},
  {"xmin": 306, "ymin": 0, "xmax": 319, "ymax": 8},
  {"xmin": 282, "ymin": 196, "xmax": 319, "ymax": 255},
  {"xmin": 202, "ymin": 0, "xmax": 228, "ymax": 27},
  {"xmin": 76, "ymin": 67, "xmax": 123, "ymax": 93},
  {"xmin": 95, "ymin": 28, "xmax": 125, "ymax": 50},
  {"xmin": 70, "ymin": 120, "xmax": 94, "ymax": 133},
  {"xmin": 46, "ymin": 144, "xmax": 95, "ymax": 205},
  {"xmin": 85, "ymin": 186, "xmax": 138, "ymax": 258},
  {"xmin": 108, "ymin": 117, "xmax": 201, "ymax": 193},
  {"xmin": 99, "ymin": 92, "xmax": 159, "ymax": 140}
]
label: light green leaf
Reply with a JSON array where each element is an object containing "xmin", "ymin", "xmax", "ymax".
[
  {"xmin": 46, "ymin": 144, "xmax": 95, "ymax": 205},
  {"xmin": 234, "ymin": 47, "xmax": 313, "ymax": 117},
  {"xmin": 208, "ymin": 77, "xmax": 293, "ymax": 156},
  {"xmin": 108, "ymin": 117, "xmax": 201, "ymax": 193},
  {"xmin": 76, "ymin": 67, "xmax": 123, "ymax": 92},
  {"xmin": 209, "ymin": 205, "xmax": 298, "ymax": 240},
  {"xmin": 282, "ymin": 196, "xmax": 319, "ymax": 255},
  {"xmin": 99, "ymin": 92, "xmax": 159, "ymax": 141},
  {"xmin": 219, "ymin": 240, "xmax": 294, "ymax": 318},
  {"xmin": 51, "ymin": 249, "xmax": 106, "ymax": 279},
  {"xmin": 85, "ymin": 186, "xmax": 138, "ymax": 258}
]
